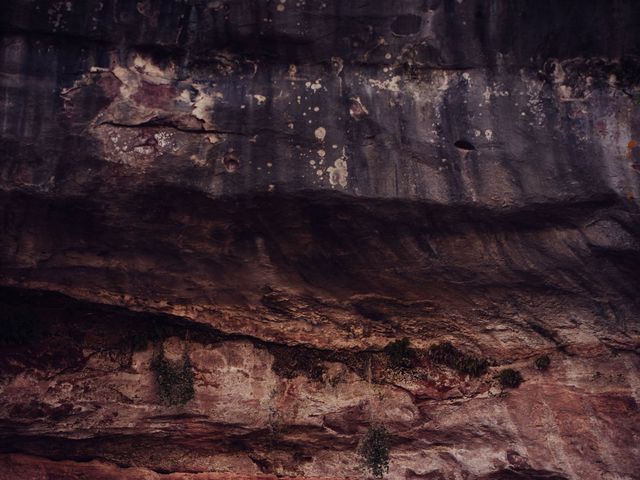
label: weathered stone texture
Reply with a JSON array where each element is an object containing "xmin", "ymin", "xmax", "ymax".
[{"xmin": 0, "ymin": 1, "xmax": 639, "ymax": 479}]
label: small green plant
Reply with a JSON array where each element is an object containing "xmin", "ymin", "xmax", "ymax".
[
  {"xmin": 498, "ymin": 368, "xmax": 523, "ymax": 389},
  {"xmin": 150, "ymin": 348, "xmax": 195, "ymax": 406},
  {"xmin": 428, "ymin": 342, "xmax": 488, "ymax": 377},
  {"xmin": 358, "ymin": 423, "xmax": 391, "ymax": 479},
  {"xmin": 0, "ymin": 307, "xmax": 41, "ymax": 346},
  {"xmin": 534, "ymin": 355, "xmax": 551, "ymax": 371},
  {"xmin": 383, "ymin": 337, "xmax": 416, "ymax": 370}
]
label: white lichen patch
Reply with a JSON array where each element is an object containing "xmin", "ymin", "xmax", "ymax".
[
  {"xmin": 482, "ymin": 86, "xmax": 492, "ymax": 103},
  {"xmin": 481, "ymin": 82, "xmax": 510, "ymax": 105},
  {"xmin": 154, "ymin": 131, "xmax": 174, "ymax": 149},
  {"xmin": 111, "ymin": 65, "xmax": 139, "ymax": 99},
  {"xmin": 89, "ymin": 66, "xmax": 110, "ymax": 73},
  {"xmin": 558, "ymin": 85, "xmax": 573, "ymax": 101},
  {"xmin": 550, "ymin": 61, "xmax": 566, "ymax": 84},
  {"xmin": 178, "ymin": 90, "xmax": 192, "ymax": 103},
  {"xmin": 205, "ymin": 134, "xmax": 221, "ymax": 145},
  {"xmin": 132, "ymin": 145, "xmax": 153, "ymax": 156},
  {"xmin": 368, "ymin": 75, "xmax": 402, "ymax": 93},
  {"xmin": 305, "ymin": 79, "xmax": 323, "ymax": 92},
  {"xmin": 97, "ymin": 124, "xmax": 161, "ymax": 168},
  {"xmin": 326, "ymin": 148, "xmax": 349, "ymax": 188},
  {"xmin": 253, "ymin": 94, "xmax": 267, "ymax": 105},
  {"xmin": 314, "ymin": 127, "xmax": 327, "ymax": 141},
  {"xmin": 190, "ymin": 155, "xmax": 207, "ymax": 167},
  {"xmin": 193, "ymin": 86, "xmax": 223, "ymax": 128},
  {"xmin": 132, "ymin": 55, "xmax": 174, "ymax": 85},
  {"xmin": 521, "ymin": 72, "xmax": 548, "ymax": 126}
]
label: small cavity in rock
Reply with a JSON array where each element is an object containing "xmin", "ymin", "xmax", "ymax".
[
  {"xmin": 391, "ymin": 15, "xmax": 423, "ymax": 36},
  {"xmin": 454, "ymin": 140, "xmax": 476, "ymax": 151}
]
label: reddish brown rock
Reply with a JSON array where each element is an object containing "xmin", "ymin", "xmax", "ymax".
[
  {"xmin": 1, "ymin": 1, "xmax": 640, "ymax": 479},
  {"xmin": 0, "ymin": 453, "xmax": 350, "ymax": 480}
]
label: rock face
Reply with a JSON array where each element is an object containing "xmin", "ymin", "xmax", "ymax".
[{"xmin": 1, "ymin": 1, "xmax": 639, "ymax": 479}]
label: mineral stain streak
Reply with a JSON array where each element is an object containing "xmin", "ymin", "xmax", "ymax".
[{"xmin": 0, "ymin": 1, "xmax": 640, "ymax": 479}]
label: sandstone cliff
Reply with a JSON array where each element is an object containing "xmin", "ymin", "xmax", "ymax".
[{"xmin": 1, "ymin": 1, "xmax": 639, "ymax": 479}]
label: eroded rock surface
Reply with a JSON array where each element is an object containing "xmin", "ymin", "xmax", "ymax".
[{"xmin": 0, "ymin": 1, "xmax": 639, "ymax": 479}]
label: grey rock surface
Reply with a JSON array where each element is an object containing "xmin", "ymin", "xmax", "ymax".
[{"xmin": 0, "ymin": 1, "xmax": 639, "ymax": 479}]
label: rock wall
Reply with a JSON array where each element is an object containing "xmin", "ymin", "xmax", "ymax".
[{"xmin": 0, "ymin": 1, "xmax": 639, "ymax": 479}]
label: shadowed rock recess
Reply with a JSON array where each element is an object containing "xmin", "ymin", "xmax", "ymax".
[{"xmin": 1, "ymin": 1, "xmax": 639, "ymax": 479}]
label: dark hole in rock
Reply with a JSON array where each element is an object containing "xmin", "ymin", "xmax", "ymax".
[
  {"xmin": 391, "ymin": 15, "xmax": 423, "ymax": 36},
  {"xmin": 454, "ymin": 140, "xmax": 476, "ymax": 151},
  {"xmin": 223, "ymin": 154, "xmax": 240, "ymax": 173}
]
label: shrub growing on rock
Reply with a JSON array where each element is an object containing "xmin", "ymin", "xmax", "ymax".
[
  {"xmin": 150, "ymin": 348, "xmax": 195, "ymax": 406},
  {"xmin": 309, "ymin": 364, "xmax": 326, "ymax": 381},
  {"xmin": 384, "ymin": 337, "xmax": 416, "ymax": 370},
  {"xmin": 358, "ymin": 423, "xmax": 391, "ymax": 479},
  {"xmin": 534, "ymin": 355, "xmax": 551, "ymax": 371},
  {"xmin": 498, "ymin": 368, "xmax": 523, "ymax": 389},
  {"xmin": 428, "ymin": 342, "xmax": 488, "ymax": 377}
]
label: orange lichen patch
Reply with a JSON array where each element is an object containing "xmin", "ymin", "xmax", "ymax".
[{"xmin": 627, "ymin": 140, "xmax": 638, "ymax": 159}]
